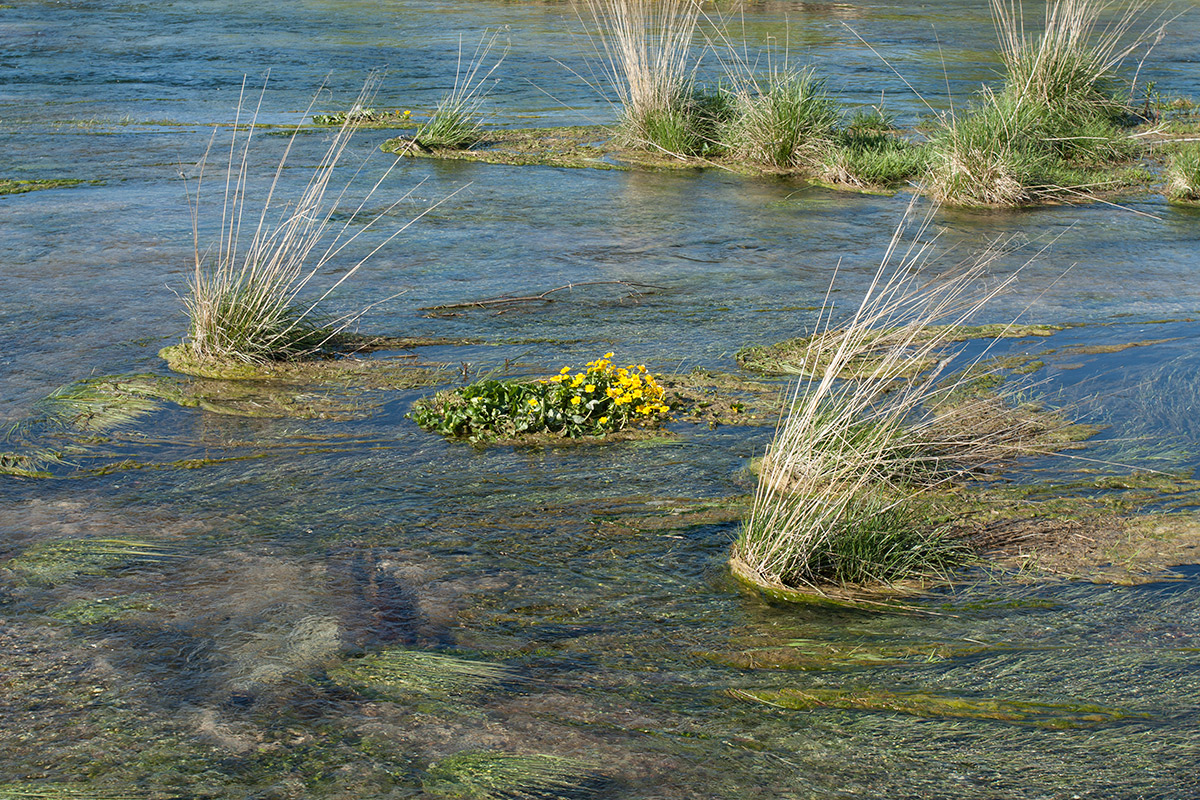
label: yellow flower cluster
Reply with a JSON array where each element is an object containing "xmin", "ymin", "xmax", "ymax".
[{"xmin": 545, "ymin": 352, "xmax": 669, "ymax": 419}]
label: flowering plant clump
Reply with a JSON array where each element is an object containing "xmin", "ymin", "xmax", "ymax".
[{"xmin": 410, "ymin": 353, "xmax": 671, "ymax": 441}]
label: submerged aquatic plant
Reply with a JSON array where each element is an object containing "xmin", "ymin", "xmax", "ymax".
[
  {"xmin": 30, "ymin": 375, "xmax": 179, "ymax": 433},
  {"xmin": 411, "ymin": 353, "xmax": 670, "ymax": 441},
  {"xmin": 415, "ymin": 30, "xmax": 507, "ymax": 150},
  {"xmin": 423, "ymin": 751, "xmax": 592, "ymax": 800},
  {"xmin": 582, "ymin": 0, "xmax": 706, "ymax": 154},
  {"xmin": 729, "ymin": 686, "xmax": 1138, "ymax": 728},
  {"xmin": 327, "ymin": 649, "xmax": 515, "ymax": 700},
  {"xmin": 1, "ymin": 375, "xmax": 182, "ymax": 477},
  {"xmin": 4, "ymin": 538, "xmax": 185, "ymax": 586},
  {"xmin": 732, "ymin": 203, "xmax": 1067, "ymax": 591},
  {"xmin": 183, "ymin": 77, "xmax": 424, "ymax": 366},
  {"xmin": 0, "ymin": 784, "xmax": 144, "ymax": 800}
]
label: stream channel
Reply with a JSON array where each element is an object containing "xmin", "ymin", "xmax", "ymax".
[{"xmin": 3, "ymin": 1, "xmax": 1200, "ymax": 797}]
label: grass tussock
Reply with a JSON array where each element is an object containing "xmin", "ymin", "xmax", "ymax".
[
  {"xmin": 732, "ymin": 203, "xmax": 1068, "ymax": 592},
  {"xmin": 824, "ymin": 107, "xmax": 928, "ymax": 189},
  {"xmin": 926, "ymin": 0, "xmax": 1160, "ymax": 206},
  {"xmin": 583, "ymin": 0, "xmax": 706, "ymax": 155},
  {"xmin": 184, "ymin": 78, "xmax": 422, "ymax": 366},
  {"xmin": 1165, "ymin": 142, "xmax": 1200, "ymax": 203},
  {"xmin": 721, "ymin": 66, "xmax": 839, "ymax": 169},
  {"xmin": 415, "ymin": 31, "xmax": 507, "ymax": 150},
  {"xmin": 993, "ymin": 0, "xmax": 1149, "ymax": 115}
]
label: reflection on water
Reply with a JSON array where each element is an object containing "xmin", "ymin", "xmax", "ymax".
[{"xmin": 2, "ymin": 0, "xmax": 1200, "ymax": 797}]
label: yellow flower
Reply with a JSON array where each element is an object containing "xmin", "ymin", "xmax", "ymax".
[
  {"xmin": 584, "ymin": 384, "xmax": 595, "ymax": 393},
  {"xmin": 559, "ymin": 366, "xmax": 571, "ymax": 375},
  {"xmin": 604, "ymin": 352, "xmax": 614, "ymax": 359},
  {"xmin": 598, "ymin": 416, "xmax": 608, "ymax": 424},
  {"xmin": 570, "ymin": 396, "xmax": 582, "ymax": 405},
  {"xmin": 528, "ymin": 398, "xmax": 539, "ymax": 407}
]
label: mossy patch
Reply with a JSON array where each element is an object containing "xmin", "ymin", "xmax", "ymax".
[
  {"xmin": 0, "ymin": 178, "xmax": 87, "ymax": 196},
  {"xmin": 1059, "ymin": 337, "xmax": 1181, "ymax": 355},
  {"xmin": 313, "ymin": 108, "xmax": 417, "ymax": 128},
  {"xmin": 659, "ymin": 368, "xmax": 781, "ymax": 428},
  {"xmin": 728, "ymin": 555, "xmax": 933, "ymax": 611},
  {"xmin": 159, "ymin": 342, "xmax": 451, "ymax": 388},
  {"xmin": 728, "ymin": 686, "xmax": 1142, "ymax": 728},
  {"xmin": 47, "ymin": 593, "xmax": 160, "ymax": 625},
  {"xmin": 381, "ymin": 121, "xmax": 923, "ymax": 185},
  {"xmin": 940, "ymin": 473, "xmax": 1200, "ymax": 583},
  {"xmin": 383, "ymin": 125, "xmax": 616, "ymax": 170},
  {"xmin": 737, "ymin": 323, "xmax": 1064, "ymax": 377}
]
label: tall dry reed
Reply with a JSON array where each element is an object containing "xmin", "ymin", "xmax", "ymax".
[
  {"xmin": 733, "ymin": 201, "xmax": 1058, "ymax": 590},
  {"xmin": 184, "ymin": 78, "xmax": 421, "ymax": 365},
  {"xmin": 582, "ymin": 0, "xmax": 704, "ymax": 152}
]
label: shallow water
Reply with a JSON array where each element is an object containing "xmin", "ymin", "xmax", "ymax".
[{"xmin": 3, "ymin": 0, "xmax": 1200, "ymax": 797}]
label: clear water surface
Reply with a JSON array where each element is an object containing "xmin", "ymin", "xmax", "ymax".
[{"xmin": 2, "ymin": 1, "xmax": 1200, "ymax": 797}]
